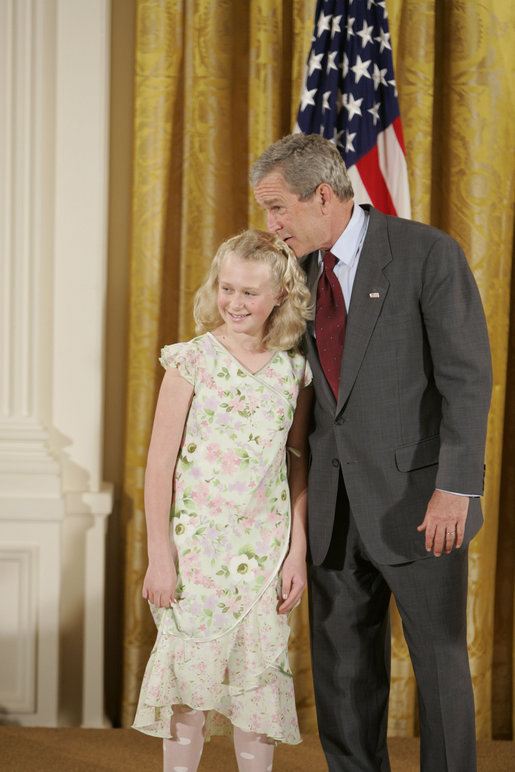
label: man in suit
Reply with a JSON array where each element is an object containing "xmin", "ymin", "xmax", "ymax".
[{"xmin": 250, "ymin": 133, "xmax": 492, "ymax": 771}]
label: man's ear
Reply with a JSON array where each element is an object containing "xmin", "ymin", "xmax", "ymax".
[{"xmin": 318, "ymin": 182, "xmax": 334, "ymax": 210}]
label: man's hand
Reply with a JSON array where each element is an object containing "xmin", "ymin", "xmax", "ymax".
[{"xmin": 417, "ymin": 489, "xmax": 470, "ymax": 556}]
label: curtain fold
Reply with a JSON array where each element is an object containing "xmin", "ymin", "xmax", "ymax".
[
  {"xmin": 121, "ymin": 0, "xmax": 515, "ymax": 738},
  {"xmin": 121, "ymin": 0, "xmax": 185, "ymax": 724}
]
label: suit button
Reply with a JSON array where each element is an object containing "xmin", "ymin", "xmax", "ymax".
[
  {"xmin": 335, "ymin": 415, "xmax": 345, "ymax": 425},
  {"xmin": 332, "ymin": 458, "xmax": 339, "ymax": 468}
]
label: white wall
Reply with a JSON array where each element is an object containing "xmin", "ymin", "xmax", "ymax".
[{"xmin": 0, "ymin": 0, "xmax": 113, "ymax": 727}]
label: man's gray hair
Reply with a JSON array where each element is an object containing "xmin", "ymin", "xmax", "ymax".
[{"xmin": 250, "ymin": 133, "xmax": 354, "ymax": 202}]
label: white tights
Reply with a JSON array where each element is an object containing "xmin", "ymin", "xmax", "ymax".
[
  {"xmin": 233, "ymin": 726, "xmax": 275, "ymax": 772},
  {"xmin": 163, "ymin": 705, "xmax": 206, "ymax": 772},
  {"xmin": 162, "ymin": 705, "xmax": 274, "ymax": 772}
]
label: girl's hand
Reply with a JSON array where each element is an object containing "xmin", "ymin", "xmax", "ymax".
[
  {"xmin": 142, "ymin": 558, "xmax": 178, "ymax": 607},
  {"xmin": 278, "ymin": 551, "xmax": 307, "ymax": 614}
]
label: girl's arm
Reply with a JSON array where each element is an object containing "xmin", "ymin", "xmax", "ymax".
[
  {"xmin": 278, "ymin": 383, "xmax": 313, "ymax": 614},
  {"xmin": 142, "ymin": 366, "xmax": 194, "ymax": 608}
]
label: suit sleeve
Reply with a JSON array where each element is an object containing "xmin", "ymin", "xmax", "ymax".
[{"xmin": 420, "ymin": 234, "xmax": 492, "ymax": 495}]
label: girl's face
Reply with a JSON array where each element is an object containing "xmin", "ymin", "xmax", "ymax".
[{"xmin": 217, "ymin": 251, "xmax": 282, "ymax": 340}]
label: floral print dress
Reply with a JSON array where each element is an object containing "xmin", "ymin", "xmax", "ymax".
[{"xmin": 132, "ymin": 333, "xmax": 312, "ymax": 744}]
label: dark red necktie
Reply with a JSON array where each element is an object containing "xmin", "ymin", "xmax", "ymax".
[{"xmin": 315, "ymin": 251, "xmax": 346, "ymax": 398}]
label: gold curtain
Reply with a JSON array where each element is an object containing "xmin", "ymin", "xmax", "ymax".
[{"xmin": 121, "ymin": 0, "xmax": 515, "ymax": 739}]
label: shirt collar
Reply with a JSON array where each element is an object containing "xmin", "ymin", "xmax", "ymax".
[
  {"xmin": 331, "ymin": 204, "xmax": 367, "ymax": 267},
  {"xmin": 318, "ymin": 203, "xmax": 367, "ymax": 268}
]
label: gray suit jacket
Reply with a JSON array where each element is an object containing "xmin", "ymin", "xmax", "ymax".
[{"xmin": 301, "ymin": 205, "xmax": 492, "ymax": 565}]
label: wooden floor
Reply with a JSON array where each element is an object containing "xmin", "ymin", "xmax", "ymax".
[{"xmin": 0, "ymin": 728, "xmax": 514, "ymax": 770}]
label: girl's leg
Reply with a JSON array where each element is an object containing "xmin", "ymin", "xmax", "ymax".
[
  {"xmin": 163, "ymin": 704, "xmax": 206, "ymax": 772},
  {"xmin": 233, "ymin": 725, "xmax": 274, "ymax": 772}
]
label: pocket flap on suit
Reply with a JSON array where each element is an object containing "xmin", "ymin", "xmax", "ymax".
[{"xmin": 395, "ymin": 435, "xmax": 440, "ymax": 472}]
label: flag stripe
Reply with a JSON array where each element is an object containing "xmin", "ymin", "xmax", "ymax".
[
  {"xmin": 392, "ymin": 113, "xmax": 407, "ymax": 153},
  {"xmin": 377, "ymin": 121, "xmax": 411, "ymax": 218},
  {"xmin": 347, "ymin": 166, "xmax": 373, "ymax": 207},
  {"xmin": 355, "ymin": 143, "xmax": 397, "ymax": 216}
]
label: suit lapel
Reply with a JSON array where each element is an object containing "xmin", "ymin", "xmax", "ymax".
[{"xmin": 336, "ymin": 207, "xmax": 391, "ymax": 414}]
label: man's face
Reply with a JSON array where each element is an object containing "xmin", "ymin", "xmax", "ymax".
[{"xmin": 253, "ymin": 171, "xmax": 332, "ymax": 258}]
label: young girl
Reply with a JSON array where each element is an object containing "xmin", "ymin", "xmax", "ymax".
[{"xmin": 132, "ymin": 229, "xmax": 313, "ymax": 772}]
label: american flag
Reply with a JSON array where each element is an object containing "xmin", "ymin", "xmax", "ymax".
[{"xmin": 295, "ymin": 0, "xmax": 411, "ymax": 218}]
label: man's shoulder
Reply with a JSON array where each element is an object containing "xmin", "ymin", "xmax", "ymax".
[{"xmin": 365, "ymin": 204, "xmax": 455, "ymax": 246}]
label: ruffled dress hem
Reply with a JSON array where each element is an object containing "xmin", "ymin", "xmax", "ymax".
[{"xmin": 132, "ymin": 582, "xmax": 302, "ymax": 745}]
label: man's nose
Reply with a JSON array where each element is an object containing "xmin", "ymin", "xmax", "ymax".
[{"xmin": 267, "ymin": 211, "xmax": 281, "ymax": 233}]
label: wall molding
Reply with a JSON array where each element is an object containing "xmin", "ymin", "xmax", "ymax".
[{"xmin": 0, "ymin": 543, "xmax": 38, "ymax": 713}]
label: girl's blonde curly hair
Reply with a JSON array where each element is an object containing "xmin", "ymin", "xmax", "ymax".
[{"xmin": 194, "ymin": 230, "xmax": 311, "ymax": 352}]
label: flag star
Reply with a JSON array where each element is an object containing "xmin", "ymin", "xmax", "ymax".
[
  {"xmin": 389, "ymin": 77, "xmax": 398, "ymax": 96},
  {"xmin": 372, "ymin": 63, "xmax": 388, "ymax": 89},
  {"xmin": 367, "ymin": 0, "xmax": 377, "ymax": 8},
  {"xmin": 345, "ymin": 131, "xmax": 357, "ymax": 153},
  {"xmin": 344, "ymin": 93, "xmax": 363, "ymax": 120},
  {"xmin": 336, "ymin": 89, "xmax": 345, "ymax": 112},
  {"xmin": 341, "ymin": 52, "xmax": 349, "ymax": 77},
  {"xmin": 322, "ymin": 90, "xmax": 332, "ymax": 112},
  {"xmin": 299, "ymin": 85, "xmax": 317, "ymax": 111},
  {"xmin": 346, "ymin": 16, "xmax": 355, "ymax": 36},
  {"xmin": 308, "ymin": 51, "xmax": 324, "ymax": 75},
  {"xmin": 331, "ymin": 15, "xmax": 342, "ymax": 39},
  {"xmin": 331, "ymin": 127, "xmax": 345, "ymax": 148},
  {"xmin": 368, "ymin": 102, "xmax": 381, "ymax": 125},
  {"xmin": 326, "ymin": 51, "xmax": 338, "ymax": 74},
  {"xmin": 351, "ymin": 55, "xmax": 372, "ymax": 83},
  {"xmin": 375, "ymin": 27, "xmax": 391, "ymax": 53},
  {"xmin": 357, "ymin": 20, "xmax": 374, "ymax": 48},
  {"xmin": 317, "ymin": 12, "xmax": 332, "ymax": 37},
  {"xmin": 377, "ymin": 1, "xmax": 388, "ymax": 17}
]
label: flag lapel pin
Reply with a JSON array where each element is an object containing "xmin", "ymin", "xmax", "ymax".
[{"xmin": 369, "ymin": 292, "xmax": 380, "ymax": 298}]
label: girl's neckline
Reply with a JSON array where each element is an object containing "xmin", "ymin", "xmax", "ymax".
[{"xmin": 207, "ymin": 331, "xmax": 279, "ymax": 376}]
